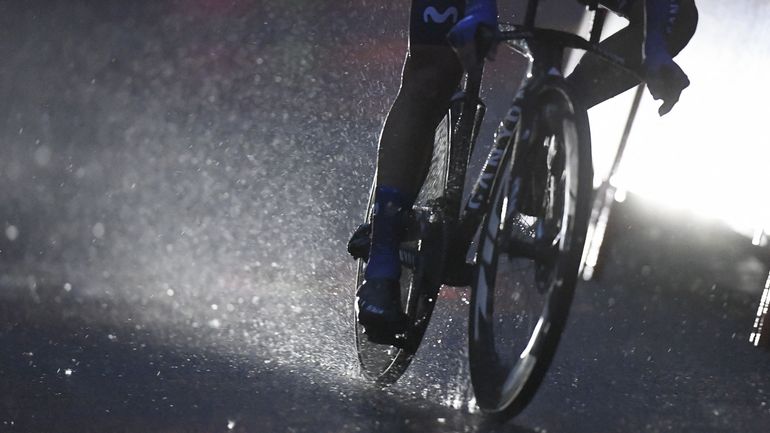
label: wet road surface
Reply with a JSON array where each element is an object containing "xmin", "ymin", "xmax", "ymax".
[{"xmin": 3, "ymin": 195, "xmax": 770, "ymax": 433}]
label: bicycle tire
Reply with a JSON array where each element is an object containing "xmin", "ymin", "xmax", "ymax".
[
  {"xmin": 468, "ymin": 82, "xmax": 593, "ymax": 418},
  {"xmin": 353, "ymin": 113, "xmax": 452, "ymax": 385}
]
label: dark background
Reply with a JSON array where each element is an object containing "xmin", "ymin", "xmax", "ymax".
[{"xmin": 1, "ymin": 1, "xmax": 769, "ymax": 432}]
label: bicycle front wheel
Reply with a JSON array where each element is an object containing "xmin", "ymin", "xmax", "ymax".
[{"xmin": 468, "ymin": 83, "xmax": 593, "ymax": 418}]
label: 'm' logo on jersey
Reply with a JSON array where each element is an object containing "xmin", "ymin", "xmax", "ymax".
[{"xmin": 423, "ymin": 6, "xmax": 459, "ymax": 24}]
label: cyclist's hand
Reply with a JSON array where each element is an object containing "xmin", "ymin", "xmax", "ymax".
[
  {"xmin": 447, "ymin": 3, "xmax": 499, "ymax": 70},
  {"xmin": 643, "ymin": 54, "xmax": 690, "ymax": 116}
]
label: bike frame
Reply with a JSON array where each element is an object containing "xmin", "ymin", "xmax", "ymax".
[
  {"xmin": 352, "ymin": 0, "xmax": 645, "ymax": 384},
  {"xmin": 443, "ymin": 0, "xmax": 636, "ymax": 262}
]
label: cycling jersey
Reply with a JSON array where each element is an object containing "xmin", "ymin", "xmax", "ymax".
[
  {"xmin": 411, "ymin": 0, "xmax": 466, "ymax": 46},
  {"xmin": 411, "ymin": 0, "xmax": 650, "ymax": 46}
]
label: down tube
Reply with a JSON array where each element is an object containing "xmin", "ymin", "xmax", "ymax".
[{"xmin": 461, "ymin": 89, "xmax": 527, "ymax": 233}]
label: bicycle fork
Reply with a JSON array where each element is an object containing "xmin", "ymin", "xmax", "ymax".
[
  {"xmin": 455, "ymin": 75, "xmax": 560, "ymax": 263},
  {"xmin": 455, "ymin": 87, "xmax": 529, "ymax": 254}
]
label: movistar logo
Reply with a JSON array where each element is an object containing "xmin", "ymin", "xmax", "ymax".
[{"xmin": 423, "ymin": 6, "xmax": 459, "ymax": 24}]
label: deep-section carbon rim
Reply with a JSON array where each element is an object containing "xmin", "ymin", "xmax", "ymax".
[{"xmin": 468, "ymin": 85, "xmax": 592, "ymax": 417}]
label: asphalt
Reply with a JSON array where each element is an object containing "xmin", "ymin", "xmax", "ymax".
[{"xmin": 2, "ymin": 194, "xmax": 770, "ymax": 433}]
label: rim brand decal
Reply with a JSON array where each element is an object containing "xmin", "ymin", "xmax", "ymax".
[
  {"xmin": 423, "ymin": 6, "xmax": 459, "ymax": 24},
  {"xmin": 468, "ymin": 148, "xmax": 505, "ymax": 209},
  {"xmin": 468, "ymin": 103, "xmax": 522, "ymax": 210},
  {"xmin": 496, "ymin": 107, "xmax": 521, "ymax": 141}
]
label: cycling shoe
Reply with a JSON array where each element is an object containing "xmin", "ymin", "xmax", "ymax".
[{"xmin": 356, "ymin": 278, "xmax": 409, "ymax": 344}]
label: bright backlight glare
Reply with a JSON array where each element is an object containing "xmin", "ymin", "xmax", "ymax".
[{"xmin": 588, "ymin": 1, "xmax": 770, "ymax": 237}]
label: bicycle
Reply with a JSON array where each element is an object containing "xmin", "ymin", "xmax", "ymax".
[{"xmin": 349, "ymin": 0, "xmax": 638, "ymax": 417}]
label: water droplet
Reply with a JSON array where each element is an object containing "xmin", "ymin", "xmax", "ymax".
[
  {"xmin": 5, "ymin": 225, "xmax": 19, "ymax": 241},
  {"xmin": 92, "ymin": 222, "xmax": 105, "ymax": 239},
  {"xmin": 34, "ymin": 145, "xmax": 51, "ymax": 166}
]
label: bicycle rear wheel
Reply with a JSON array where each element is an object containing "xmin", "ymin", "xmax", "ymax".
[
  {"xmin": 468, "ymin": 84, "xmax": 592, "ymax": 417},
  {"xmin": 353, "ymin": 112, "xmax": 452, "ymax": 384}
]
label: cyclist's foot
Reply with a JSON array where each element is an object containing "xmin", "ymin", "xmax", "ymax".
[
  {"xmin": 356, "ymin": 278, "xmax": 410, "ymax": 344},
  {"xmin": 365, "ymin": 185, "xmax": 408, "ymax": 280},
  {"xmin": 356, "ymin": 185, "xmax": 411, "ymax": 344}
]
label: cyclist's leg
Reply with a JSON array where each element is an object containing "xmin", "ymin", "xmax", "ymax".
[
  {"xmin": 376, "ymin": 1, "xmax": 464, "ymax": 201},
  {"xmin": 375, "ymin": 47, "xmax": 463, "ymax": 202},
  {"xmin": 358, "ymin": 0, "xmax": 464, "ymax": 333},
  {"xmin": 566, "ymin": 0, "xmax": 698, "ymax": 109}
]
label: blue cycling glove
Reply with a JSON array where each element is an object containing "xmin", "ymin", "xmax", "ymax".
[
  {"xmin": 447, "ymin": 0, "xmax": 499, "ymax": 69},
  {"xmin": 642, "ymin": 0, "xmax": 690, "ymax": 116}
]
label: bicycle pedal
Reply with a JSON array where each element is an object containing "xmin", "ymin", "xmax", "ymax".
[
  {"xmin": 347, "ymin": 223, "xmax": 371, "ymax": 260},
  {"xmin": 399, "ymin": 242, "xmax": 419, "ymax": 268},
  {"xmin": 443, "ymin": 263, "xmax": 473, "ymax": 286}
]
